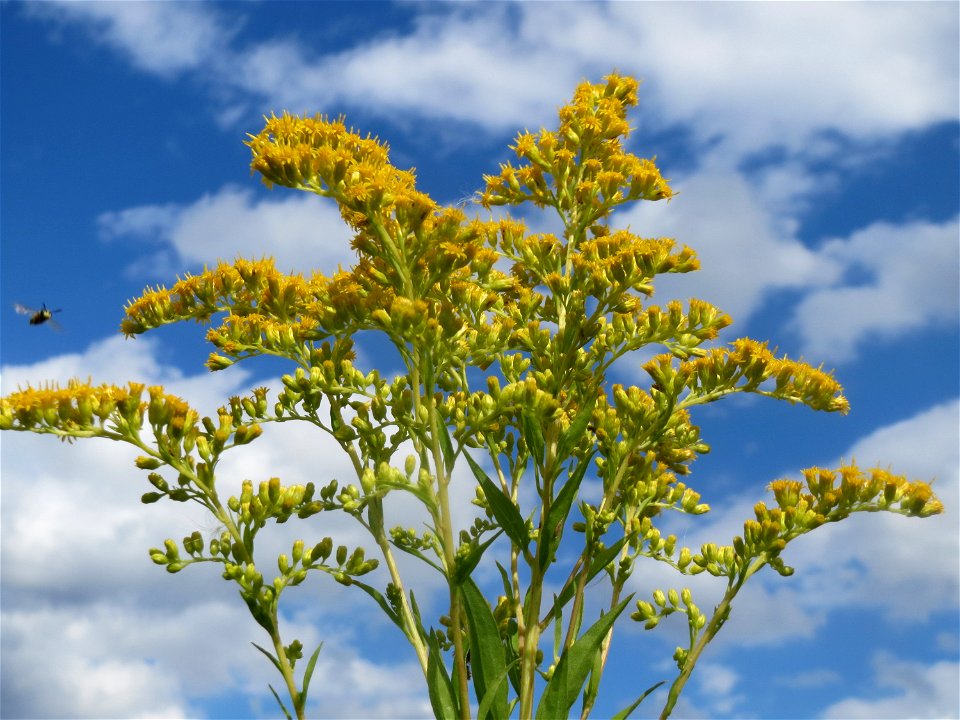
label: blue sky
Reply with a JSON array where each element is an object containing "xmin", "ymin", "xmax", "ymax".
[{"xmin": 1, "ymin": 2, "xmax": 958, "ymax": 719}]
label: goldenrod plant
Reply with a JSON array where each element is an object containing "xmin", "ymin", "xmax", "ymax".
[{"xmin": 0, "ymin": 74, "xmax": 942, "ymax": 720}]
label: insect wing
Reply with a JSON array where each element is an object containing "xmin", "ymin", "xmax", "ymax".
[{"xmin": 13, "ymin": 303, "xmax": 36, "ymax": 316}]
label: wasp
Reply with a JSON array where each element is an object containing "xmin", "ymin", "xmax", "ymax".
[{"xmin": 14, "ymin": 302, "xmax": 62, "ymax": 329}]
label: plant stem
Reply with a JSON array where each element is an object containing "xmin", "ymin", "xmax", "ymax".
[
  {"xmin": 658, "ymin": 559, "xmax": 763, "ymax": 719},
  {"xmin": 270, "ymin": 617, "xmax": 303, "ymax": 720}
]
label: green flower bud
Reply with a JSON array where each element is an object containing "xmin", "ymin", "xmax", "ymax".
[
  {"xmin": 360, "ymin": 467, "xmax": 376, "ymax": 494},
  {"xmin": 336, "ymin": 544, "xmax": 348, "ymax": 566},
  {"xmin": 135, "ymin": 456, "xmax": 163, "ymax": 470}
]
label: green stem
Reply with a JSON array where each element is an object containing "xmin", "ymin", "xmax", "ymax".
[
  {"xmin": 268, "ymin": 613, "xmax": 303, "ymax": 720},
  {"xmin": 658, "ymin": 558, "xmax": 763, "ymax": 719},
  {"xmin": 370, "ymin": 513, "xmax": 430, "ymax": 676}
]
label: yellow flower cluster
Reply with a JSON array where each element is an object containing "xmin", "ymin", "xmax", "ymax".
[
  {"xmin": 769, "ymin": 464, "xmax": 943, "ymax": 520},
  {"xmin": 0, "ymin": 379, "xmax": 195, "ymax": 441},
  {"xmin": 482, "ymin": 74, "xmax": 673, "ymax": 220},
  {"xmin": 644, "ymin": 337, "xmax": 850, "ymax": 413}
]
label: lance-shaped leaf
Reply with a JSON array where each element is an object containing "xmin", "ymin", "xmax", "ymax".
[
  {"xmin": 556, "ymin": 393, "xmax": 597, "ymax": 459},
  {"xmin": 539, "ymin": 456, "xmax": 592, "ymax": 571},
  {"xmin": 554, "ymin": 537, "xmax": 627, "ymax": 613},
  {"xmin": 460, "ymin": 577, "xmax": 509, "ymax": 720},
  {"xmin": 535, "ymin": 595, "xmax": 633, "ymax": 720},
  {"xmin": 521, "ymin": 411, "xmax": 545, "ymax": 465},
  {"xmin": 452, "ymin": 529, "xmax": 503, "ymax": 585},
  {"xmin": 610, "ymin": 680, "xmax": 666, "ymax": 720},
  {"xmin": 435, "ymin": 416, "xmax": 457, "ymax": 474},
  {"xmin": 427, "ymin": 631, "xmax": 459, "ymax": 720},
  {"xmin": 465, "ymin": 451, "xmax": 529, "ymax": 551},
  {"xmin": 297, "ymin": 643, "xmax": 324, "ymax": 716},
  {"xmin": 347, "ymin": 578, "xmax": 403, "ymax": 630}
]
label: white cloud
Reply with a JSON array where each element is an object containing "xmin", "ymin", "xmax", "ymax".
[
  {"xmin": 0, "ymin": 331, "xmax": 484, "ymax": 718},
  {"xmin": 634, "ymin": 398, "xmax": 959, "ymax": 650},
  {"xmin": 791, "ymin": 218, "xmax": 960, "ymax": 363},
  {"xmin": 26, "ymin": 3, "xmax": 957, "ymax": 156},
  {"xmin": 618, "ymin": 164, "xmax": 837, "ymax": 323},
  {"xmin": 98, "ymin": 186, "xmax": 356, "ymax": 277},
  {"xmin": 819, "ymin": 653, "xmax": 960, "ymax": 719},
  {"xmin": 784, "ymin": 399, "xmax": 960, "ymax": 622},
  {"xmin": 610, "ymin": 2, "xmax": 959, "ymax": 157},
  {"xmin": 22, "ymin": 1, "xmax": 237, "ymax": 78}
]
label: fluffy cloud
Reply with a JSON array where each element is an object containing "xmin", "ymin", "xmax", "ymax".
[
  {"xmin": 98, "ymin": 186, "xmax": 356, "ymax": 278},
  {"xmin": 24, "ymin": 3, "xmax": 957, "ymax": 152},
  {"xmin": 618, "ymin": 163, "xmax": 836, "ymax": 323},
  {"xmin": 22, "ymin": 1, "xmax": 236, "ymax": 78},
  {"xmin": 790, "ymin": 218, "xmax": 960, "ymax": 363},
  {"xmin": 819, "ymin": 654, "xmax": 960, "ymax": 719},
  {"xmin": 0, "ymin": 332, "xmax": 483, "ymax": 718},
  {"xmin": 644, "ymin": 399, "xmax": 959, "ymax": 649}
]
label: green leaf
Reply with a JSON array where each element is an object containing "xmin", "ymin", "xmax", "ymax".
[
  {"xmin": 465, "ymin": 451, "xmax": 529, "ymax": 551},
  {"xmin": 556, "ymin": 393, "xmax": 597, "ymax": 459},
  {"xmin": 495, "ymin": 561, "xmax": 513, "ymax": 600},
  {"xmin": 534, "ymin": 595, "xmax": 633, "ymax": 720},
  {"xmin": 409, "ymin": 590, "xmax": 429, "ymax": 645},
  {"xmin": 460, "ymin": 578, "xmax": 509, "ymax": 720},
  {"xmin": 477, "ymin": 662, "xmax": 519, "ymax": 720},
  {"xmin": 427, "ymin": 630, "xmax": 459, "ymax": 720},
  {"xmin": 267, "ymin": 683, "xmax": 293, "ymax": 720},
  {"xmin": 554, "ymin": 537, "xmax": 627, "ymax": 611},
  {"xmin": 348, "ymin": 577, "xmax": 403, "ymax": 630},
  {"xmin": 610, "ymin": 680, "xmax": 666, "ymax": 720},
  {"xmin": 521, "ymin": 411, "xmax": 545, "ymax": 465},
  {"xmin": 539, "ymin": 457, "xmax": 591, "ymax": 571},
  {"xmin": 435, "ymin": 418, "xmax": 457, "ymax": 474},
  {"xmin": 250, "ymin": 641, "xmax": 282, "ymax": 674},
  {"xmin": 390, "ymin": 541, "xmax": 445, "ymax": 574},
  {"xmin": 298, "ymin": 643, "xmax": 324, "ymax": 715},
  {"xmin": 453, "ymin": 529, "xmax": 503, "ymax": 585}
]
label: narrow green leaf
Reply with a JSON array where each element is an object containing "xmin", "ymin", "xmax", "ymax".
[
  {"xmin": 521, "ymin": 411, "xmax": 545, "ymax": 465},
  {"xmin": 453, "ymin": 529, "xmax": 503, "ymax": 585},
  {"xmin": 390, "ymin": 542, "xmax": 445, "ymax": 575},
  {"xmin": 581, "ymin": 632, "xmax": 605, "ymax": 715},
  {"xmin": 555, "ymin": 537, "xmax": 627, "ymax": 610},
  {"xmin": 427, "ymin": 631, "xmax": 459, "ymax": 720},
  {"xmin": 477, "ymin": 660, "xmax": 519, "ymax": 720},
  {"xmin": 348, "ymin": 578, "xmax": 402, "ymax": 629},
  {"xmin": 465, "ymin": 451, "xmax": 529, "ymax": 550},
  {"xmin": 460, "ymin": 578, "xmax": 509, "ymax": 720},
  {"xmin": 534, "ymin": 595, "xmax": 633, "ymax": 720},
  {"xmin": 267, "ymin": 683, "xmax": 293, "ymax": 720},
  {"xmin": 435, "ymin": 418, "xmax": 457, "ymax": 474},
  {"xmin": 300, "ymin": 642, "xmax": 324, "ymax": 705},
  {"xmin": 250, "ymin": 641, "xmax": 282, "ymax": 674},
  {"xmin": 540, "ymin": 457, "xmax": 592, "ymax": 571},
  {"xmin": 610, "ymin": 680, "xmax": 666, "ymax": 720},
  {"xmin": 556, "ymin": 393, "xmax": 597, "ymax": 459},
  {"xmin": 409, "ymin": 590, "xmax": 429, "ymax": 645},
  {"xmin": 495, "ymin": 561, "xmax": 513, "ymax": 600}
]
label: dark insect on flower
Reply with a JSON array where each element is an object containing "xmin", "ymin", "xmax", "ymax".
[{"xmin": 14, "ymin": 303, "xmax": 62, "ymax": 329}]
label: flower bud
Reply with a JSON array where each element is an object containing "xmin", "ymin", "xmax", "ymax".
[
  {"xmin": 361, "ymin": 467, "xmax": 376, "ymax": 494},
  {"xmin": 135, "ymin": 456, "xmax": 163, "ymax": 470}
]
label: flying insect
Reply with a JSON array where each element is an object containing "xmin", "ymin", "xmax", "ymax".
[{"xmin": 14, "ymin": 303, "xmax": 62, "ymax": 328}]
